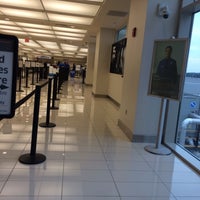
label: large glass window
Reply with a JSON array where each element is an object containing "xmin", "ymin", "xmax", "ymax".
[{"xmin": 176, "ymin": 12, "xmax": 200, "ymax": 160}]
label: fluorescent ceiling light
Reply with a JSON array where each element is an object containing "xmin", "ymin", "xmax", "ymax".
[
  {"xmin": 23, "ymin": 28, "xmax": 54, "ymax": 34},
  {"xmin": 55, "ymin": 31, "xmax": 84, "ymax": 38},
  {"xmin": 29, "ymin": 33, "xmax": 54, "ymax": 38},
  {"xmin": 1, "ymin": 30, "xmax": 26, "ymax": 35},
  {"xmin": 43, "ymin": 0, "xmax": 100, "ymax": 16},
  {"xmin": 0, "ymin": 8, "xmax": 47, "ymax": 20},
  {"xmin": 17, "ymin": 22, "xmax": 51, "ymax": 30},
  {"xmin": 21, "ymin": 47, "xmax": 33, "ymax": 51},
  {"xmin": 48, "ymin": 13, "xmax": 93, "ymax": 25},
  {"xmin": 37, "ymin": 41, "xmax": 59, "ymax": 49},
  {"xmin": 75, "ymin": 55, "xmax": 85, "ymax": 58},
  {"xmin": 53, "ymin": 26, "xmax": 87, "ymax": 33},
  {"xmin": 19, "ymin": 39, "xmax": 41, "ymax": 48},
  {"xmin": 63, "ymin": 52, "xmax": 75, "ymax": 55},
  {"xmin": 85, "ymin": 0, "xmax": 104, "ymax": 2},
  {"xmin": 0, "ymin": 20, "xmax": 15, "ymax": 25},
  {"xmin": 61, "ymin": 44, "xmax": 78, "ymax": 51},
  {"xmin": 77, "ymin": 53, "xmax": 88, "ymax": 56},
  {"xmin": 0, "ymin": 0, "xmax": 43, "ymax": 9},
  {"xmin": 53, "ymin": 54, "xmax": 63, "ymax": 57},
  {"xmin": 56, "ymin": 36, "xmax": 83, "ymax": 41},
  {"xmin": 0, "ymin": 25, "xmax": 22, "ymax": 31},
  {"xmin": 79, "ymin": 48, "xmax": 88, "ymax": 53},
  {"xmin": 36, "ymin": 49, "xmax": 48, "ymax": 52},
  {"xmin": 50, "ymin": 50, "xmax": 61, "ymax": 54}
]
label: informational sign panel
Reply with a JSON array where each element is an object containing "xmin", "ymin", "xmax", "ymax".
[{"xmin": 0, "ymin": 34, "xmax": 18, "ymax": 118}]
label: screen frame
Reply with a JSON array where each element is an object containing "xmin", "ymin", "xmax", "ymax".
[
  {"xmin": 148, "ymin": 38, "xmax": 188, "ymax": 101},
  {"xmin": 0, "ymin": 33, "xmax": 18, "ymax": 118}
]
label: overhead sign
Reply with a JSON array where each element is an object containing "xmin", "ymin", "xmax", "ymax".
[{"xmin": 0, "ymin": 34, "xmax": 18, "ymax": 118}]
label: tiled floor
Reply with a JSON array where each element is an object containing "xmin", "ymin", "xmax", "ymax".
[{"xmin": 0, "ymin": 78, "xmax": 199, "ymax": 200}]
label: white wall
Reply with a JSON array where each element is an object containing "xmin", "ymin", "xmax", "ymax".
[
  {"xmin": 93, "ymin": 28, "xmax": 116, "ymax": 95},
  {"xmin": 85, "ymin": 42, "xmax": 95, "ymax": 85},
  {"xmin": 119, "ymin": 0, "xmax": 181, "ymax": 140},
  {"xmin": 108, "ymin": 74, "xmax": 123, "ymax": 104}
]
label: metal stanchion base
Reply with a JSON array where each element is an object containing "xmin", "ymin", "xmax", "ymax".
[
  {"xmin": 39, "ymin": 122, "xmax": 56, "ymax": 128},
  {"xmin": 19, "ymin": 153, "xmax": 46, "ymax": 164},
  {"xmin": 144, "ymin": 144, "xmax": 171, "ymax": 155}
]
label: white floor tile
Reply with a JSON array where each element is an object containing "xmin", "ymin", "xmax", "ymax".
[
  {"xmin": 116, "ymin": 182, "xmax": 173, "ymax": 197},
  {"xmin": 0, "ymin": 80, "xmax": 198, "ymax": 200},
  {"xmin": 62, "ymin": 181, "xmax": 119, "ymax": 196}
]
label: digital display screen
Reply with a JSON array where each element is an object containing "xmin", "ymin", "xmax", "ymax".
[{"xmin": 0, "ymin": 34, "xmax": 18, "ymax": 118}]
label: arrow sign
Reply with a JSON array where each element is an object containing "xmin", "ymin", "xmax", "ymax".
[{"xmin": 0, "ymin": 84, "xmax": 9, "ymax": 90}]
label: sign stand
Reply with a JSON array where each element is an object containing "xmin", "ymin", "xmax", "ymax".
[{"xmin": 144, "ymin": 98, "xmax": 171, "ymax": 155}]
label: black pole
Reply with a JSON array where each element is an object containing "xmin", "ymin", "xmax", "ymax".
[
  {"xmin": 50, "ymin": 76, "xmax": 59, "ymax": 110},
  {"xmin": 31, "ymin": 67, "xmax": 35, "ymax": 85},
  {"xmin": 54, "ymin": 74, "xmax": 60, "ymax": 101},
  {"xmin": 39, "ymin": 78, "xmax": 56, "ymax": 128},
  {"xmin": 17, "ymin": 68, "xmax": 24, "ymax": 92},
  {"xmin": 24, "ymin": 68, "xmax": 30, "ymax": 88},
  {"xmin": 19, "ymin": 84, "xmax": 46, "ymax": 164},
  {"xmin": 36, "ymin": 67, "xmax": 39, "ymax": 83}
]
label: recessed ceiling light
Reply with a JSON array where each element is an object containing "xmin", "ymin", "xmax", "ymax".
[
  {"xmin": 53, "ymin": 26, "xmax": 87, "ymax": 33},
  {"xmin": 0, "ymin": 25, "xmax": 22, "ymax": 31},
  {"xmin": 48, "ymin": 13, "xmax": 93, "ymax": 25},
  {"xmin": 0, "ymin": 0, "xmax": 43, "ymax": 9},
  {"xmin": 0, "ymin": 8, "xmax": 47, "ymax": 20},
  {"xmin": 61, "ymin": 44, "xmax": 78, "ymax": 51},
  {"xmin": 1, "ymin": 29, "xmax": 26, "ymax": 35},
  {"xmin": 79, "ymin": 48, "xmax": 88, "ymax": 53},
  {"xmin": 23, "ymin": 28, "xmax": 54, "ymax": 34},
  {"xmin": 43, "ymin": 0, "xmax": 100, "ymax": 16},
  {"xmin": 19, "ymin": 39, "xmax": 41, "ymax": 48},
  {"xmin": 0, "ymin": 20, "xmax": 14, "ymax": 25},
  {"xmin": 55, "ymin": 31, "xmax": 84, "ymax": 38},
  {"xmin": 17, "ymin": 22, "xmax": 51, "ymax": 30},
  {"xmin": 37, "ymin": 41, "xmax": 59, "ymax": 49},
  {"xmin": 29, "ymin": 33, "xmax": 54, "ymax": 38},
  {"xmin": 56, "ymin": 36, "xmax": 83, "ymax": 41}
]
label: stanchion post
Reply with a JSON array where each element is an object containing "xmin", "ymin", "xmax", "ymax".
[
  {"xmin": 54, "ymin": 74, "xmax": 60, "ymax": 101},
  {"xmin": 39, "ymin": 78, "xmax": 56, "ymax": 128},
  {"xmin": 19, "ymin": 84, "xmax": 46, "ymax": 164},
  {"xmin": 24, "ymin": 68, "xmax": 30, "ymax": 88},
  {"xmin": 50, "ymin": 76, "xmax": 59, "ymax": 110},
  {"xmin": 31, "ymin": 67, "xmax": 35, "ymax": 85},
  {"xmin": 17, "ymin": 68, "xmax": 24, "ymax": 92}
]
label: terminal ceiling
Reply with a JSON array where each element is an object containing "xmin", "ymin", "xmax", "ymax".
[{"xmin": 0, "ymin": 0, "xmax": 130, "ymax": 64}]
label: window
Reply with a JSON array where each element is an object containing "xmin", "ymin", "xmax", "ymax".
[{"xmin": 176, "ymin": 12, "xmax": 200, "ymax": 160}]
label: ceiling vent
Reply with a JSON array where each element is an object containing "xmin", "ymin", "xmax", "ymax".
[{"xmin": 107, "ymin": 10, "xmax": 128, "ymax": 17}]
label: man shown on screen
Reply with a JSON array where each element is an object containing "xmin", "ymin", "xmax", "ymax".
[
  {"xmin": 151, "ymin": 45, "xmax": 179, "ymax": 99},
  {"xmin": 156, "ymin": 45, "xmax": 178, "ymax": 83}
]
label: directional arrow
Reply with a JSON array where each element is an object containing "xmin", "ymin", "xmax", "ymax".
[{"xmin": 0, "ymin": 84, "xmax": 8, "ymax": 90}]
